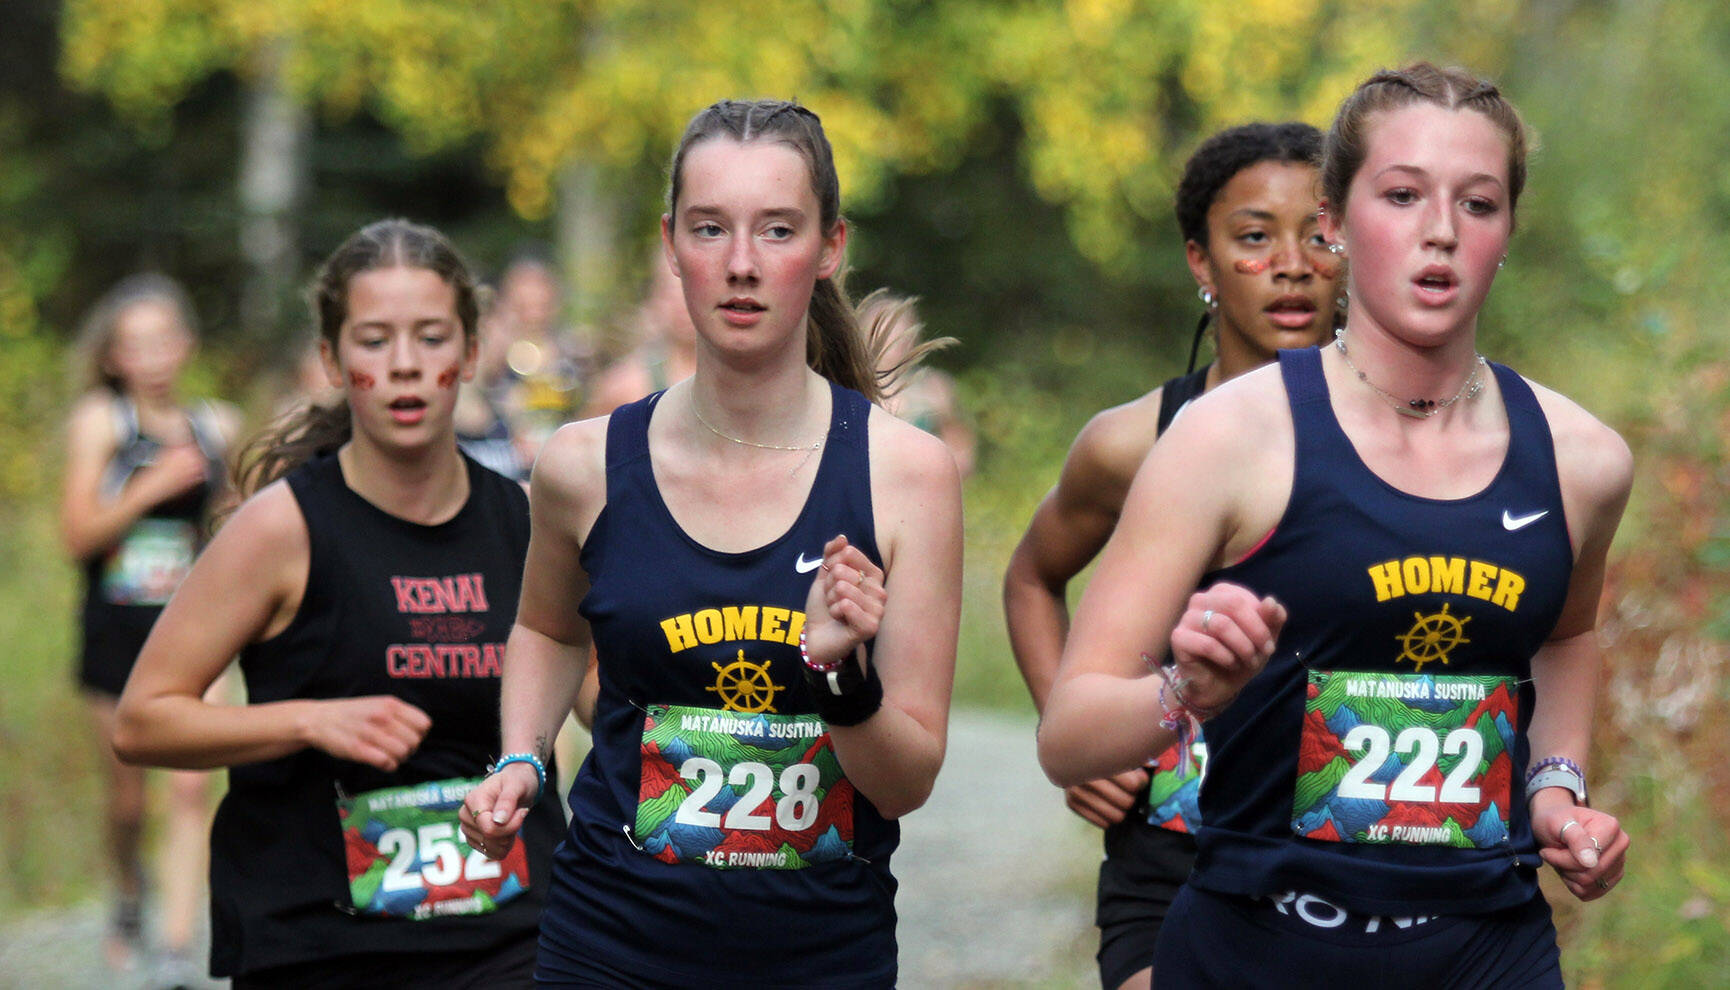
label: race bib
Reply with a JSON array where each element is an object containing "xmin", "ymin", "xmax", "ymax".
[
  {"xmin": 1146, "ymin": 737, "xmax": 1206, "ymax": 833},
  {"xmin": 1292, "ymin": 670, "xmax": 1517, "ymax": 848},
  {"xmin": 636, "ymin": 704, "xmax": 854, "ymax": 870},
  {"xmin": 101, "ymin": 518, "xmax": 197, "ymax": 605},
  {"xmin": 338, "ymin": 777, "xmax": 528, "ymax": 920}
]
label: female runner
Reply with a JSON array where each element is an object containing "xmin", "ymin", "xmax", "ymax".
[
  {"xmin": 113, "ymin": 219, "xmax": 561, "ymax": 988},
  {"xmin": 461, "ymin": 99, "xmax": 963, "ymax": 989},
  {"xmin": 1039, "ymin": 64, "xmax": 1630, "ymax": 988},
  {"xmin": 1004, "ymin": 122, "xmax": 1338, "ymax": 990},
  {"xmin": 61, "ymin": 274, "xmax": 239, "ymax": 977}
]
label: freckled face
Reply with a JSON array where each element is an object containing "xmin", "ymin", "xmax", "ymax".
[
  {"xmin": 663, "ymin": 138, "xmax": 845, "ymax": 362},
  {"xmin": 1187, "ymin": 162, "xmax": 1340, "ymax": 366},
  {"xmin": 106, "ymin": 300, "xmax": 193, "ymax": 399},
  {"xmin": 321, "ymin": 266, "xmax": 475, "ymax": 450},
  {"xmin": 1322, "ymin": 103, "xmax": 1513, "ymax": 348}
]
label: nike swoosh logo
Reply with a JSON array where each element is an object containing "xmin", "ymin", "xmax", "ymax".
[
  {"xmin": 1502, "ymin": 509, "xmax": 1549, "ymax": 531},
  {"xmin": 795, "ymin": 553, "xmax": 823, "ymax": 574}
]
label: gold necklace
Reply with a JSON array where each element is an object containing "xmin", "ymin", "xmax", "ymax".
[
  {"xmin": 691, "ymin": 400, "xmax": 823, "ymax": 453},
  {"xmin": 1333, "ymin": 329, "xmax": 1486, "ymax": 419}
]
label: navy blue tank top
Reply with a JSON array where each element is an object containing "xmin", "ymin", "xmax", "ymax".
[
  {"xmin": 542, "ymin": 381, "xmax": 898, "ymax": 989},
  {"xmin": 1188, "ymin": 346, "xmax": 1573, "ymax": 916},
  {"xmin": 207, "ymin": 453, "xmax": 561, "ymax": 978}
]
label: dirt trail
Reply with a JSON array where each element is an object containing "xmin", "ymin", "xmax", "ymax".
[{"xmin": 0, "ymin": 707, "xmax": 1099, "ymax": 989}]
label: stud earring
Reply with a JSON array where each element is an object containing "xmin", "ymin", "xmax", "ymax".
[
  {"xmin": 1326, "ymin": 242, "xmax": 1345, "ymax": 256},
  {"xmin": 1198, "ymin": 287, "xmax": 1217, "ymax": 309},
  {"xmin": 1497, "ymin": 255, "xmax": 1507, "ymax": 270}
]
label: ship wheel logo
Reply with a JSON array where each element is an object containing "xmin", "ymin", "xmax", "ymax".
[
  {"xmin": 1395, "ymin": 603, "xmax": 1472, "ymax": 672},
  {"xmin": 706, "ymin": 650, "xmax": 784, "ymax": 713}
]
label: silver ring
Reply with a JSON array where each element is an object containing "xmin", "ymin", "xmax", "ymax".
[
  {"xmin": 1201, "ymin": 609, "xmax": 1215, "ymax": 633},
  {"xmin": 1589, "ymin": 834, "xmax": 1601, "ymax": 853},
  {"xmin": 1558, "ymin": 819, "xmax": 1578, "ymax": 839},
  {"xmin": 1597, "ymin": 878, "xmax": 1612, "ymax": 891}
]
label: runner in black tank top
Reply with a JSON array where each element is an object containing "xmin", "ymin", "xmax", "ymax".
[
  {"xmin": 114, "ymin": 221, "xmax": 555, "ymax": 987},
  {"xmin": 61, "ymin": 274, "xmax": 240, "ymax": 980},
  {"xmin": 1037, "ymin": 65, "xmax": 1631, "ymax": 988},
  {"xmin": 462, "ymin": 100, "xmax": 963, "ymax": 988},
  {"xmin": 1004, "ymin": 122, "xmax": 1339, "ymax": 989}
]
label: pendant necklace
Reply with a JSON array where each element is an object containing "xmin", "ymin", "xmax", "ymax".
[{"xmin": 1333, "ymin": 329, "xmax": 1485, "ymax": 419}]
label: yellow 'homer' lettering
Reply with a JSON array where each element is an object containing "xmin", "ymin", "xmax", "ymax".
[
  {"xmin": 1428, "ymin": 556, "xmax": 1465, "ymax": 595},
  {"xmin": 1491, "ymin": 569, "xmax": 1525, "ymax": 610},
  {"xmin": 1368, "ymin": 562, "xmax": 1404, "ymax": 602},
  {"xmin": 1467, "ymin": 561, "xmax": 1497, "ymax": 601},
  {"xmin": 722, "ymin": 605, "xmax": 759, "ymax": 641},
  {"xmin": 661, "ymin": 614, "xmax": 698, "ymax": 652}
]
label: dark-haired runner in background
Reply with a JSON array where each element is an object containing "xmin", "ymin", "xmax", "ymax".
[{"xmin": 1005, "ymin": 121, "xmax": 1338, "ymax": 989}]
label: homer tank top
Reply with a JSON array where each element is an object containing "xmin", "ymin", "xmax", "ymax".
[
  {"xmin": 1188, "ymin": 346, "xmax": 1573, "ymax": 917},
  {"xmin": 541, "ymin": 380, "xmax": 899, "ymax": 988}
]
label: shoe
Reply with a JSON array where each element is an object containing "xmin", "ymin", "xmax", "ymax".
[
  {"xmin": 150, "ymin": 950, "xmax": 204, "ymax": 990},
  {"xmin": 103, "ymin": 894, "xmax": 145, "ymax": 971}
]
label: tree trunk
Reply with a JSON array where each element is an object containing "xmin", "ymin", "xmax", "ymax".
[
  {"xmin": 556, "ymin": 160, "xmax": 621, "ymax": 351},
  {"xmin": 237, "ymin": 38, "xmax": 309, "ymax": 354}
]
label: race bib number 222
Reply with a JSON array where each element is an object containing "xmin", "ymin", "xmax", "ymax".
[{"xmin": 1292, "ymin": 670, "xmax": 1518, "ymax": 849}]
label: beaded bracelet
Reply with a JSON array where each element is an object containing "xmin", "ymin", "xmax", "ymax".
[
  {"xmin": 1156, "ymin": 676, "xmax": 1188, "ymax": 732},
  {"xmin": 799, "ymin": 627, "xmax": 849, "ymax": 673},
  {"xmin": 489, "ymin": 752, "xmax": 546, "ymax": 802},
  {"xmin": 1166, "ymin": 669, "xmax": 1230, "ymax": 722}
]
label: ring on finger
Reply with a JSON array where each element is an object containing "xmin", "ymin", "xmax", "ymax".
[
  {"xmin": 1201, "ymin": 609, "xmax": 1215, "ymax": 634},
  {"xmin": 1589, "ymin": 834, "xmax": 1601, "ymax": 853},
  {"xmin": 1558, "ymin": 819, "xmax": 1578, "ymax": 839},
  {"xmin": 1597, "ymin": 877, "xmax": 1613, "ymax": 891}
]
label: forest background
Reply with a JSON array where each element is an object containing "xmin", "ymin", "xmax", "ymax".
[{"xmin": 2, "ymin": 1, "xmax": 1727, "ymax": 986}]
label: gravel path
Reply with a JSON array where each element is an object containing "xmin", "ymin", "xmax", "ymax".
[{"xmin": 0, "ymin": 708, "xmax": 1100, "ymax": 989}]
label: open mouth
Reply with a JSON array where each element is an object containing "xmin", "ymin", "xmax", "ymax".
[
  {"xmin": 1265, "ymin": 295, "xmax": 1317, "ymax": 328},
  {"xmin": 1415, "ymin": 269, "xmax": 1457, "ymax": 294},
  {"xmin": 721, "ymin": 298, "xmax": 766, "ymax": 314},
  {"xmin": 388, "ymin": 396, "xmax": 428, "ymax": 424}
]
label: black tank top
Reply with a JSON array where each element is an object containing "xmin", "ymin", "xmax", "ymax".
[
  {"xmin": 81, "ymin": 395, "xmax": 225, "ymax": 606},
  {"xmin": 78, "ymin": 396, "xmax": 227, "ymax": 695},
  {"xmin": 206, "ymin": 452, "xmax": 560, "ymax": 978}
]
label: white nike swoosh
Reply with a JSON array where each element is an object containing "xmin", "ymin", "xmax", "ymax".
[
  {"xmin": 1502, "ymin": 509, "xmax": 1549, "ymax": 531},
  {"xmin": 795, "ymin": 553, "xmax": 823, "ymax": 573}
]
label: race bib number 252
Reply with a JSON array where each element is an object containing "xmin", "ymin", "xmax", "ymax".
[
  {"xmin": 1292, "ymin": 670, "xmax": 1518, "ymax": 849},
  {"xmin": 338, "ymin": 777, "xmax": 529, "ymax": 920}
]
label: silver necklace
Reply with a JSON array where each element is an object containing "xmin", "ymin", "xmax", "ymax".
[
  {"xmin": 691, "ymin": 400, "xmax": 823, "ymax": 453},
  {"xmin": 1333, "ymin": 329, "xmax": 1485, "ymax": 419}
]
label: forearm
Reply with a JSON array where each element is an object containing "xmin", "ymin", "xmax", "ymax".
[
  {"xmin": 500, "ymin": 621, "xmax": 589, "ymax": 762},
  {"xmin": 1003, "ymin": 554, "xmax": 1070, "ymax": 714},
  {"xmin": 1038, "ymin": 671, "xmax": 1175, "ymax": 786},
  {"xmin": 830, "ymin": 704, "xmax": 944, "ymax": 819},
  {"xmin": 114, "ymin": 694, "xmax": 316, "ymax": 769},
  {"xmin": 62, "ymin": 487, "xmax": 158, "ymax": 560},
  {"xmin": 1526, "ymin": 630, "xmax": 1603, "ymax": 780}
]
